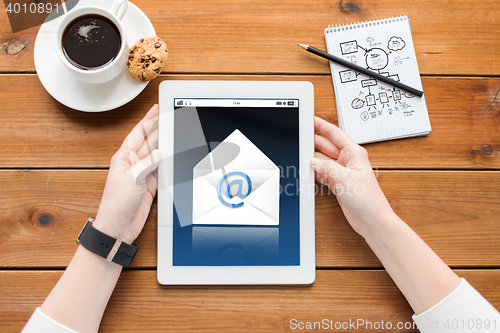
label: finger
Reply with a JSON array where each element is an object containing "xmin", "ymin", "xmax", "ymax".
[
  {"xmin": 137, "ymin": 129, "xmax": 159, "ymax": 160},
  {"xmin": 145, "ymin": 173, "xmax": 158, "ymax": 197},
  {"xmin": 314, "ymin": 170, "xmax": 328, "ymax": 186},
  {"xmin": 151, "ymin": 167, "xmax": 159, "ymax": 180},
  {"xmin": 151, "ymin": 168, "xmax": 160, "ymax": 191},
  {"xmin": 122, "ymin": 105, "xmax": 159, "ymax": 152},
  {"xmin": 314, "ymin": 151, "xmax": 336, "ymax": 162},
  {"xmin": 314, "ymin": 116, "xmax": 356, "ymax": 150},
  {"xmin": 131, "ymin": 149, "xmax": 162, "ymax": 187},
  {"xmin": 310, "ymin": 155, "xmax": 344, "ymax": 182},
  {"xmin": 315, "ymin": 134, "xmax": 340, "ymax": 160}
]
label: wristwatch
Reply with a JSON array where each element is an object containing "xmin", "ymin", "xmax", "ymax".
[{"xmin": 76, "ymin": 217, "xmax": 139, "ymax": 267}]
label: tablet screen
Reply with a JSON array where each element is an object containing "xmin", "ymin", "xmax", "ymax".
[{"xmin": 172, "ymin": 98, "xmax": 300, "ymax": 266}]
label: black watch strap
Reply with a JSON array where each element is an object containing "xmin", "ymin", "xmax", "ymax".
[{"xmin": 77, "ymin": 218, "xmax": 139, "ymax": 267}]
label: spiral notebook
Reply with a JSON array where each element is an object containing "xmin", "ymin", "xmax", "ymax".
[{"xmin": 324, "ymin": 16, "xmax": 431, "ymax": 144}]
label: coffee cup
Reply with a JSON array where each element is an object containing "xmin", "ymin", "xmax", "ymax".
[{"xmin": 54, "ymin": 0, "xmax": 128, "ymax": 84}]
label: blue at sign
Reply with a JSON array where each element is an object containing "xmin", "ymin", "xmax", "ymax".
[{"xmin": 217, "ymin": 172, "xmax": 252, "ymax": 208}]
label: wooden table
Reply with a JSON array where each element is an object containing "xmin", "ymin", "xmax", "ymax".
[{"xmin": 1, "ymin": 0, "xmax": 499, "ymax": 332}]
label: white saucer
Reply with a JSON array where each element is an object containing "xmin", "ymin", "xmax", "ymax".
[{"xmin": 34, "ymin": 0, "xmax": 156, "ymax": 112}]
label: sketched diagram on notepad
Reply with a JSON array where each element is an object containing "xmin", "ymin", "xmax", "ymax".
[{"xmin": 338, "ymin": 36, "xmax": 417, "ymax": 122}]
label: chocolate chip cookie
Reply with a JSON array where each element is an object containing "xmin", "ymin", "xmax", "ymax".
[{"xmin": 127, "ymin": 36, "xmax": 168, "ymax": 82}]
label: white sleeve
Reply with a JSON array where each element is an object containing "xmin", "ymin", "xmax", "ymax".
[
  {"xmin": 21, "ymin": 307, "xmax": 79, "ymax": 333},
  {"xmin": 413, "ymin": 278, "xmax": 500, "ymax": 332}
]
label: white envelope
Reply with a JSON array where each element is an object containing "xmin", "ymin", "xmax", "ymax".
[{"xmin": 192, "ymin": 129, "xmax": 280, "ymax": 225}]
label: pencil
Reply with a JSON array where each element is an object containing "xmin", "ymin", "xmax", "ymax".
[{"xmin": 297, "ymin": 43, "xmax": 423, "ymax": 97}]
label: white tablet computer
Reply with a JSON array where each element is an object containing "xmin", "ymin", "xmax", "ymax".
[{"xmin": 157, "ymin": 81, "xmax": 315, "ymax": 285}]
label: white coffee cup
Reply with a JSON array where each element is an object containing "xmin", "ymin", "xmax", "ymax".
[{"xmin": 55, "ymin": 0, "xmax": 128, "ymax": 84}]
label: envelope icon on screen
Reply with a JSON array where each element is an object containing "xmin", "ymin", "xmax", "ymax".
[{"xmin": 192, "ymin": 129, "xmax": 280, "ymax": 225}]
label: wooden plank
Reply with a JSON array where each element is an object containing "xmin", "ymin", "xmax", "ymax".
[
  {"xmin": 1, "ymin": 269, "xmax": 499, "ymax": 333},
  {"xmin": 1, "ymin": 0, "xmax": 500, "ymax": 75},
  {"xmin": 0, "ymin": 74, "xmax": 498, "ymax": 169},
  {"xmin": 1, "ymin": 170, "xmax": 498, "ymax": 269}
]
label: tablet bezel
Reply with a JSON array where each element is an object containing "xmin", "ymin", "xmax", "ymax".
[{"xmin": 157, "ymin": 80, "xmax": 315, "ymax": 285}]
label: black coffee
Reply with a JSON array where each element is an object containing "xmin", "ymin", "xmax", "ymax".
[{"xmin": 62, "ymin": 14, "xmax": 121, "ymax": 70}]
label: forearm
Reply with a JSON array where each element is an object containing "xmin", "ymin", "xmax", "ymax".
[
  {"xmin": 31, "ymin": 105, "xmax": 159, "ymax": 333},
  {"xmin": 41, "ymin": 245, "xmax": 122, "ymax": 333},
  {"xmin": 361, "ymin": 212, "xmax": 461, "ymax": 315}
]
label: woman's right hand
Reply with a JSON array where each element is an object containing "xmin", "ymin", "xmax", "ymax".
[{"xmin": 310, "ymin": 116, "xmax": 395, "ymax": 237}]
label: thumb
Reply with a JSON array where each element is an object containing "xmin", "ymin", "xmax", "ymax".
[
  {"xmin": 310, "ymin": 157, "xmax": 345, "ymax": 183},
  {"xmin": 132, "ymin": 149, "xmax": 162, "ymax": 187}
]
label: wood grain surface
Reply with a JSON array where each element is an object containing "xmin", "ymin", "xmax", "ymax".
[
  {"xmin": 1, "ymin": 169, "xmax": 498, "ymax": 269},
  {"xmin": 1, "ymin": 269, "xmax": 499, "ymax": 333},
  {"xmin": 0, "ymin": 0, "xmax": 500, "ymax": 75},
  {"xmin": 0, "ymin": 75, "xmax": 498, "ymax": 169}
]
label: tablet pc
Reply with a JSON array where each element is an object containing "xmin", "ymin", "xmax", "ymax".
[{"xmin": 157, "ymin": 81, "xmax": 315, "ymax": 284}]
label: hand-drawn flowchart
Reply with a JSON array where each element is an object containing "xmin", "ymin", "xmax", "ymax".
[{"xmin": 337, "ymin": 35, "xmax": 416, "ymax": 121}]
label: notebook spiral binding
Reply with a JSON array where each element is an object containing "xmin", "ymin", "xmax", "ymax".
[{"xmin": 324, "ymin": 15, "xmax": 407, "ymax": 34}]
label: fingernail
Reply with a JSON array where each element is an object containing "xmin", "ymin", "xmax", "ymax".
[
  {"xmin": 311, "ymin": 157, "xmax": 320, "ymax": 167},
  {"xmin": 152, "ymin": 149, "xmax": 162, "ymax": 161}
]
